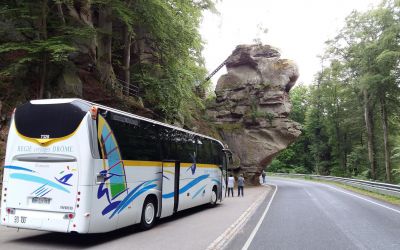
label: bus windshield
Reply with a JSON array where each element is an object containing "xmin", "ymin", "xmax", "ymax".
[{"xmin": 14, "ymin": 100, "xmax": 89, "ymax": 139}]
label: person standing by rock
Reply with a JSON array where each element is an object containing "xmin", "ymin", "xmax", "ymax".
[
  {"xmin": 227, "ymin": 174, "xmax": 235, "ymax": 197},
  {"xmin": 238, "ymin": 174, "xmax": 245, "ymax": 197},
  {"xmin": 262, "ymin": 170, "xmax": 266, "ymax": 183}
]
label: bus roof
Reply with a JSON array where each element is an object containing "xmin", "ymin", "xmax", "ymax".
[{"xmin": 28, "ymin": 98, "xmax": 225, "ymax": 148}]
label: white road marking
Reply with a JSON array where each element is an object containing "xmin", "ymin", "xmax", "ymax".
[
  {"xmin": 241, "ymin": 184, "xmax": 278, "ymax": 250},
  {"xmin": 207, "ymin": 187, "xmax": 268, "ymax": 250},
  {"xmin": 322, "ymin": 183, "xmax": 400, "ymax": 215}
]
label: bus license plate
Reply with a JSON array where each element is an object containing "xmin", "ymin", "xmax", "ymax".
[{"xmin": 32, "ymin": 197, "xmax": 51, "ymax": 204}]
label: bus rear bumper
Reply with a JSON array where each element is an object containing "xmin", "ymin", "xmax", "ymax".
[{"xmin": 0, "ymin": 208, "xmax": 88, "ymax": 233}]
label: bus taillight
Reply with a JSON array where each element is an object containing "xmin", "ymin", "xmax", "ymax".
[
  {"xmin": 6, "ymin": 208, "xmax": 15, "ymax": 214},
  {"xmin": 63, "ymin": 213, "xmax": 75, "ymax": 219}
]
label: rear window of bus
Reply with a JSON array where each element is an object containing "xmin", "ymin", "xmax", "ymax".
[{"xmin": 14, "ymin": 100, "xmax": 89, "ymax": 139}]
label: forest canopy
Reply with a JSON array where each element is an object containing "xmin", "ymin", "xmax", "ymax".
[{"xmin": 0, "ymin": 0, "xmax": 215, "ymax": 122}]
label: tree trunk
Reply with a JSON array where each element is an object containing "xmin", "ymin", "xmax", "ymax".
[
  {"xmin": 56, "ymin": 1, "xmax": 66, "ymax": 25},
  {"xmin": 96, "ymin": 4, "xmax": 115, "ymax": 87},
  {"xmin": 363, "ymin": 89, "xmax": 376, "ymax": 180},
  {"xmin": 0, "ymin": 101, "xmax": 2, "ymax": 122},
  {"xmin": 66, "ymin": 1, "xmax": 93, "ymax": 26},
  {"xmin": 38, "ymin": 0, "xmax": 48, "ymax": 99},
  {"xmin": 314, "ymin": 70, "xmax": 323, "ymax": 175},
  {"xmin": 380, "ymin": 97, "xmax": 391, "ymax": 182},
  {"xmin": 123, "ymin": 24, "xmax": 131, "ymax": 95},
  {"xmin": 334, "ymin": 85, "xmax": 346, "ymax": 174},
  {"xmin": 343, "ymin": 132, "xmax": 348, "ymax": 174},
  {"xmin": 39, "ymin": 54, "xmax": 47, "ymax": 99}
]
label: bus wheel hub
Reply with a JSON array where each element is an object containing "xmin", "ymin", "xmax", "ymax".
[{"xmin": 145, "ymin": 203, "xmax": 155, "ymax": 224}]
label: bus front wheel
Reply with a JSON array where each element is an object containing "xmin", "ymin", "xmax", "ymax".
[{"xmin": 140, "ymin": 196, "xmax": 157, "ymax": 230}]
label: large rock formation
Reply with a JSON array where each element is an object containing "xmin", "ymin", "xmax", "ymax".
[{"xmin": 206, "ymin": 44, "xmax": 301, "ymax": 184}]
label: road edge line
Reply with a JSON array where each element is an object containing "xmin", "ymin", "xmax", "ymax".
[
  {"xmin": 241, "ymin": 184, "xmax": 278, "ymax": 250},
  {"xmin": 323, "ymin": 184, "xmax": 400, "ymax": 215},
  {"xmin": 206, "ymin": 186, "xmax": 269, "ymax": 250}
]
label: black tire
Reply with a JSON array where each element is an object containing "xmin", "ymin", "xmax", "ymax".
[
  {"xmin": 210, "ymin": 186, "xmax": 218, "ymax": 207},
  {"xmin": 140, "ymin": 196, "xmax": 157, "ymax": 230}
]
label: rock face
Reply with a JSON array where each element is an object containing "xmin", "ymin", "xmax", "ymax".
[{"xmin": 206, "ymin": 44, "xmax": 301, "ymax": 184}]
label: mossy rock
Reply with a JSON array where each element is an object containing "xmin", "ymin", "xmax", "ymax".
[{"xmin": 214, "ymin": 123, "xmax": 243, "ymax": 132}]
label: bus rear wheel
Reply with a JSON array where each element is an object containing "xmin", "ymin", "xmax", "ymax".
[{"xmin": 140, "ymin": 196, "xmax": 157, "ymax": 230}]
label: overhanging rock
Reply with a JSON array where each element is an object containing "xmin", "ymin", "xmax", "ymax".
[{"xmin": 207, "ymin": 44, "xmax": 301, "ymax": 184}]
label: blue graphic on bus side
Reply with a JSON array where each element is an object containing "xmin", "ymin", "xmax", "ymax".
[
  {"xmin": 186, "ymin": 152, "xmax": 197, "ymax": 175},
  {"xmin": 97, "ymin": 173, "xmax": 160, "ymax": 218},
  {"xmin": 162, "ymin": 174, "xmax": 209, "ymax": 199}
]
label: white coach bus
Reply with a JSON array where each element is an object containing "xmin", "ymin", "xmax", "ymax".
[{"xmin": 1, "ymin": 99, "xmax": 229, "ymax": 233}]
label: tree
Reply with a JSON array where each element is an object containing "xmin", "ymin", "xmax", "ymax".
[
  {"xmin": 1, "ymin": 0, "xmax": 215, "ymax": 123},
  {"xmin": 0, "ymin": 1, "xmax": 76, "ymax": 98},
  {"xmin": 325, "ymin": 1, "xmax": 400, "ymax": 181}
]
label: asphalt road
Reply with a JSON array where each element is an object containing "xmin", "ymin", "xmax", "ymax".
[{"xmin": 244, "ymin": 177, "xmax": 400, "ymax": 250}]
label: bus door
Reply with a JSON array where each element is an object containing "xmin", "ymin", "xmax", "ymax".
[
  {"xmin": 220, "ymin": 155, "xmax": 226, "ymax": 201},
  {"xmin": 222, "ymin": 149, "xmax": 232, "ymax": 200},
  {"xmin": 160, "ymin": 160, "xmax": 180, "ymax": 218}
]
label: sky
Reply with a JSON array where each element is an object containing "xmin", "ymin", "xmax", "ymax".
[{"xmin": 200, "ymin": 0, "xmax": 382, "ymax": 88}]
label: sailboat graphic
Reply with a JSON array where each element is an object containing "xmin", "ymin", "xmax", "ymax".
[{"xmin": 186, "ymin": 152, "xmax": 197, "ymax": 175}]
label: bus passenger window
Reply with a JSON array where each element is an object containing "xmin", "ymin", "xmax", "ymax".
[{"xmin": 103, "ymin": 113, "xmax": 160, "ymax": 161}]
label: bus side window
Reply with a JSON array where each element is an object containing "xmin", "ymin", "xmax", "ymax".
[
  {"xmin": 180, "ymin": 134, "xmax": 195, "ymax": 163},
  {"xmin": 160, "ymin": 127, "xmax": 177, "ymax": 160},
  {"xmin": 213, "ymin": 142, "xmax": 223, "ymax": 166},
  {"xmin": 197, "ymin": 139, "xmax": 208, "ymax": 164},
  {"xmin": 198, "ymin": 140, "xmax": 212, "ymax": 164},
  {"xmin": 105, "ymin": 114, "xmax": 160, "ymax": 161}
]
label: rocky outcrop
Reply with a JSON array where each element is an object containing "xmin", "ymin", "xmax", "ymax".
[{"xmin": 207, "ymin": 44, "xmax": 301, "ymax": 184}]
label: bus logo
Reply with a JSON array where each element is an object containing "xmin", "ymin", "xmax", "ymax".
[{"xmin": 41, "ymin": 135, "xmax": 50, "ymax": 139}]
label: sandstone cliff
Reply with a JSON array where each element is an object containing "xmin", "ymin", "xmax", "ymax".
[{"xmin": 206, "ymin": 44, "xmax": 302, "ymax": 184}]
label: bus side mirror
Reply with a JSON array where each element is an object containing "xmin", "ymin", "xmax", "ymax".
[
  {"xmin": 223, "ymin": 149, "xmax": 233, "ymax": 165},
  {"xmin": 228, "ymin": 155, "xmax": 233, "ymax": 164}
]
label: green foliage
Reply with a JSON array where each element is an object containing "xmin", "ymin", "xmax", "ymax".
[
  {"xmin": 268, "ymin": 159, "xmax": 286, "ymax": 173},
  {"xmin": 268, "ymin": 145, "xmax": 313, "ymax": 174},
  {"xmin": 214, "ymin": 123, "xmax": 243, "ymax": 132},
  {"xmin": 245, "ymin": 98, "xmax": 275, "ymax": 124},
  {"xmin": 0, "ymin": 0, "xmax": 214, "ymax": 124},
  {"xmin": 265, "ymin": 112, "xmax": 274, "ymax": 125},
  {"xmin": 347, "ymin": 146, "xmax": 369, "ymax": 176},
  {"xmin": 0, "ymin": 1, "xmax": 90, "ymax": 79},
  {"xmin": 289, "ymin": 84, "xmax": 310, "ymax": 123},
  {"xmin": 122, "ymin": 0, "xmax": 212, "ymax": 121},
  {"xmin": 267, "ymin": 85, "xmax": 313, "ymax": 174}
]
